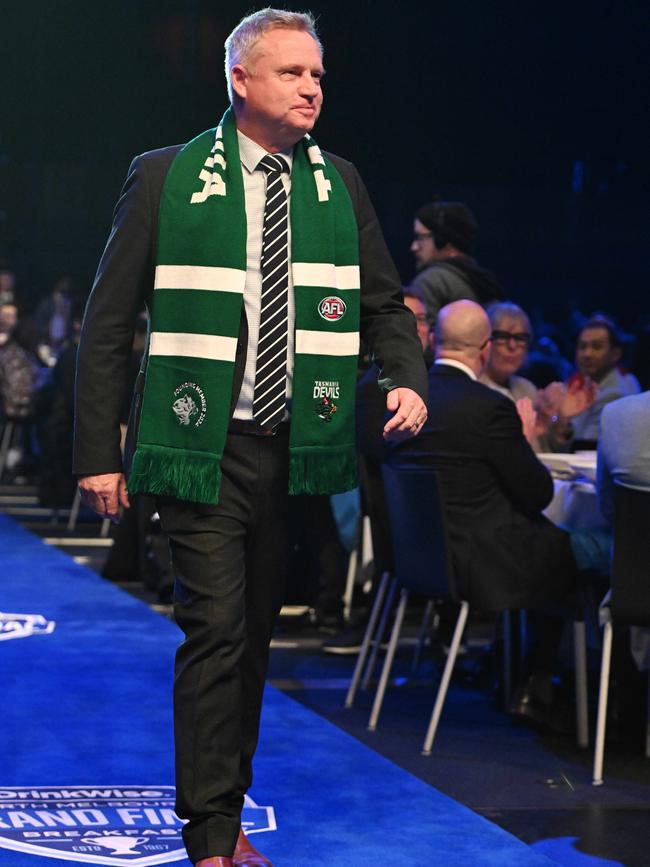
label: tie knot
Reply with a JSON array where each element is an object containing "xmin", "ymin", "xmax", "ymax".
[{"xmin": 258, "ymin": 154, "xmax": 289, "ymax": 175}]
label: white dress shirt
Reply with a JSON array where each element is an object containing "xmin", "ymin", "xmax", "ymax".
[
  {"xmin": 233, "ymin": 130, "xmax": 295, "ymax": 420},
  {"xmin": 434, "ymin": 358, "xmax": 477, "ymax": 381}
]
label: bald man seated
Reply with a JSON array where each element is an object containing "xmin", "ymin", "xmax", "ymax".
[
  {"xmin": 390, "ymin": 299, "xmax": 580, "ymax": 611},
  {"xmin": 389, "ymin": 300, "xmax": 595, "ymax": 727}
]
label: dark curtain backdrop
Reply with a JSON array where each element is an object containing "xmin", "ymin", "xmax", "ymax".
[{"xmin": 1, "ymin": 0, "xmax": 648, "ymax": 326}]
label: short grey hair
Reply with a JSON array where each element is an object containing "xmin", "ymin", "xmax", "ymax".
[
  {"xmin": 486, "ymin": 301, "xmax": 532, "ymax": 335},
  {"xmin": 224, "ymin": 8, "xmax": 322, "ymax": 103}
]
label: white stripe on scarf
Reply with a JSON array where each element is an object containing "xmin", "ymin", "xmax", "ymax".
[
  {"xmin": 295, "ymin": 330, "xmax": 360, "ymax": 356},
  {"xmin": 154, "ymin": 265, "xmax": 246, "ymax": 293},
  {"xmin": 150, "ymin": 331, "xmax": 237, "ymax": 361},
  {"xmin": 292, "ymin": 263, "xmax": 360, "ymax": 290}
]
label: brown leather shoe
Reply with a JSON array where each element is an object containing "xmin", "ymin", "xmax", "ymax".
[
  {"xmin": 195, "ymin": 858, "xmax": 234, "ymax": 866},
  {"xmin": 233, "ymin": 830, "xmax": 272, "ymax": 866}
]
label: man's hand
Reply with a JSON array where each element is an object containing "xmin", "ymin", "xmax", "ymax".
[
  {"xmin": 515, "ymin": 396, "xmax": 538, "ymax": 444},
  {"xmin": 536, "ymin": 381, "xmax": 565, "ymax": 418},
  {"xmin": 559, "ymin": 376, "xmax": 597, "ymax": 418},
  {"xmin": 383, "ymin": 388, "xmax": 428, "ymax": 442},
  {"xmin": 78, "ymin": 472, "xmax": 130, "ymax": 522}
]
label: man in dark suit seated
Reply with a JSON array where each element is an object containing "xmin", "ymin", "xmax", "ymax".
[{"xmin": 389, "ymin": 299, "xmax": 588, "ymax": 727}]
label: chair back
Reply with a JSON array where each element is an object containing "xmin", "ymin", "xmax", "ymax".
[
  {"xmin": 610, "ymin": 483, "xmax": 650, "ymax": 626},
  {"xmin": 381, "ymin": 464, "xmax": 457, "ymax": 601}
]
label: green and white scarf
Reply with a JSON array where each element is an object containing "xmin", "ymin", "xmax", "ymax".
[{"xmin": 128, "ymin": 108, "xmax": 360, "ymax": 504}]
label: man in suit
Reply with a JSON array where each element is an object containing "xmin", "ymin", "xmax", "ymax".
[
  {"xmin": 390, "ymin": 299, "xmax": 577, "ymax": 613},
  {"xmin": 557, "ymin": 386, "xmax": 650, "ymax": 583},
  {"xmin": 598, "ymin": 391, "xmax": 650, "ymax": 523},
  {"xmin": 74, "ymin": 9, "xmax": 427, "ymax": 867},
  {"xmin": 596, "ymin": 387, "xmax": 650, "ymax": 726},
  {"xmin": 390, "ymin": 300, "xmax": 589, "ymax": 728}
]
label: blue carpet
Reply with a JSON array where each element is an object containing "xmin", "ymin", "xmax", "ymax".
[
  {"xmin": 0, "ymin": 514, "xmax": 560, "ymax": 866},
  {"xmin": 530, "ymin": 840, "xmax": 623, "ymax": 866}
]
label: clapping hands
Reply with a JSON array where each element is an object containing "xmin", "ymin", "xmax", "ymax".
[
  {"xmin": 515, "ymin": 396, "xmax": 538, "ymax": 443},
  {"xmin": 536, "ymin": 377, "xmax": 597, "ymax": 426}
]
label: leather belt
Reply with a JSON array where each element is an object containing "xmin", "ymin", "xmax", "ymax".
[{"xmin": 228, "ymin": 418, "xmax": 288, "ymax": 437}]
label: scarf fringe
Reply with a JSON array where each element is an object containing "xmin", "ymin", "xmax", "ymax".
[
  {"xmin": 288, "ymin": 445, "xmax": 357, "ymax": 496},
  {"xmin": 128, "ymin": 444, "xmax": 222, "ymax": 503}
]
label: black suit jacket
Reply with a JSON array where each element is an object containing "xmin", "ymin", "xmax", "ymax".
[
  {"xmin": 390, "ymin": 363, "xmax": 576, "ymax": 611},
  {"xmin": 73, "ymin": 143, "xmax": 427, "ymax": 476}
]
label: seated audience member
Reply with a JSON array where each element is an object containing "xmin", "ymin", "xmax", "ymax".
[
  {"xmin": 390, "ymin": 299, "xmax": 579, "ymax": 611},
  {"xmin": 583, "ymin": 387, "xmax": 650, "ymax": 605},
  {"xmin": 0, "ymin": 305, "xmax": 41, "ymax": 421},
  {"xmin": 568, "ymin": 316, "xmax": 641, "ymax": 446},
  {"xmin": 480, "ymin": 302, "xmax": 596, "ymax": 452},
  {"xmin": 37, "ymin": 301, "xmax": 84, "ymax": 506},
  {"xmin": 34, "ymin": 273, "xmax": 73, "ymax": 354},
  {"xmin": 0, "ymin": 305, "xmax": 44, "ymax": 480},
  {"xmin": 390, "ymin": 300, "xmax": 605, "ymax": 727},
  {"xmin": 406, "ymin": 197, "xmax": 505, "ymax": 324},
  {"xmin": 596, "ymin": 390, "xmax": 650, "ymax": 727},
  {"xmin": 598, "ymin": 390, "xmax": 650, "ymax": 523}
]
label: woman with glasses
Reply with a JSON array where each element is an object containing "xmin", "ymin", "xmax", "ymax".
[{"xmin": 481, "ymin": 302, "xmax": 595, "ymax": 452}]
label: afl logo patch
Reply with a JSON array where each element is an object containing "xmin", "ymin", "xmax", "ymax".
[{"xmin": 318, "ymin": 296, "xmax": 347, "ymax": 321}]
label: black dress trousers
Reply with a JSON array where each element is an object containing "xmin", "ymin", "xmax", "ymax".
[{"xmin": 157, "ymin": 425, "xmax": 290, "ymax": 862}]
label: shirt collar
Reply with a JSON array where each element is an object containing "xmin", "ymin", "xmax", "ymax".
[
  {"xmin": 434, "ymin": 358, "xmax": 478, "ymax": 381},
  {"xmin": 237, "ymin": 129, "xmax": 294, "ymax": 175},
  {"xmin": 480, "ymin": 371, "xmax": 511, "ymax": 394}
]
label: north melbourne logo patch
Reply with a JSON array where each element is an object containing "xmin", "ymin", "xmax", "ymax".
[
  {"xmin": 0, "ymin": 787, "xmax": 276, "ymax": 865},
  {"xmin": 172, "ymin": 382, "xmax": 207, "ymax": 428}
]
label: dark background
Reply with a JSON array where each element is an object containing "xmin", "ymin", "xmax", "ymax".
[{"xmin": 1, "ymin": 0, "xmax": 648, "ymax": 327}]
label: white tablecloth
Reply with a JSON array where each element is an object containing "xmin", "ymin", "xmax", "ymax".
[{"xmin": 544, "ymin": 479, "xmax": 609, "ymax": 530}]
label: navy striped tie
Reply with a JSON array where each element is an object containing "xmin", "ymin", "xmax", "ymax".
[{"xmin": 253, "ymin": 154, "xmax": 290, "ymax": 429}]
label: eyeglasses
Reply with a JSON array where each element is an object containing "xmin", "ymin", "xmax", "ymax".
[
  {"xmin": 412, "ymin": 231, "xmax": 433, "ymax": 243},
  {"xmin": 491, "ymin": 330, "xmax": 532, "ymax": 347}
]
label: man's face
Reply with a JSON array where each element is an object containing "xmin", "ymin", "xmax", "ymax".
[
  {"xmin": 486, "ymin": 315, "xmax": 531, "ymax": 384},
  {"xmin": 232, "ymin": 28, "xmax": 324, "ymax": 150},
  {"xmin": 0, "ymin": 304, "xmax": 17, "ymax": 334},
  {"xmin": 576, "ymin": 326, "xmax": 621, "ymax": 381},
  {"xmin": 404, "ymin": 295, "xmax": 430, "ymax": 351},
  {"xmin": 410, "ymin": 218, "xmax": 441, "ymax": 270}
]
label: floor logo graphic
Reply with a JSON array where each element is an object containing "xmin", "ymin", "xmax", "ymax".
[
  {"xmin": 0, "ymin": 612, "xmax": 55, "ymax": 642},
  {"xmin": 0, "ymin": 787, "xmax": 276, "ymax": 865}
]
